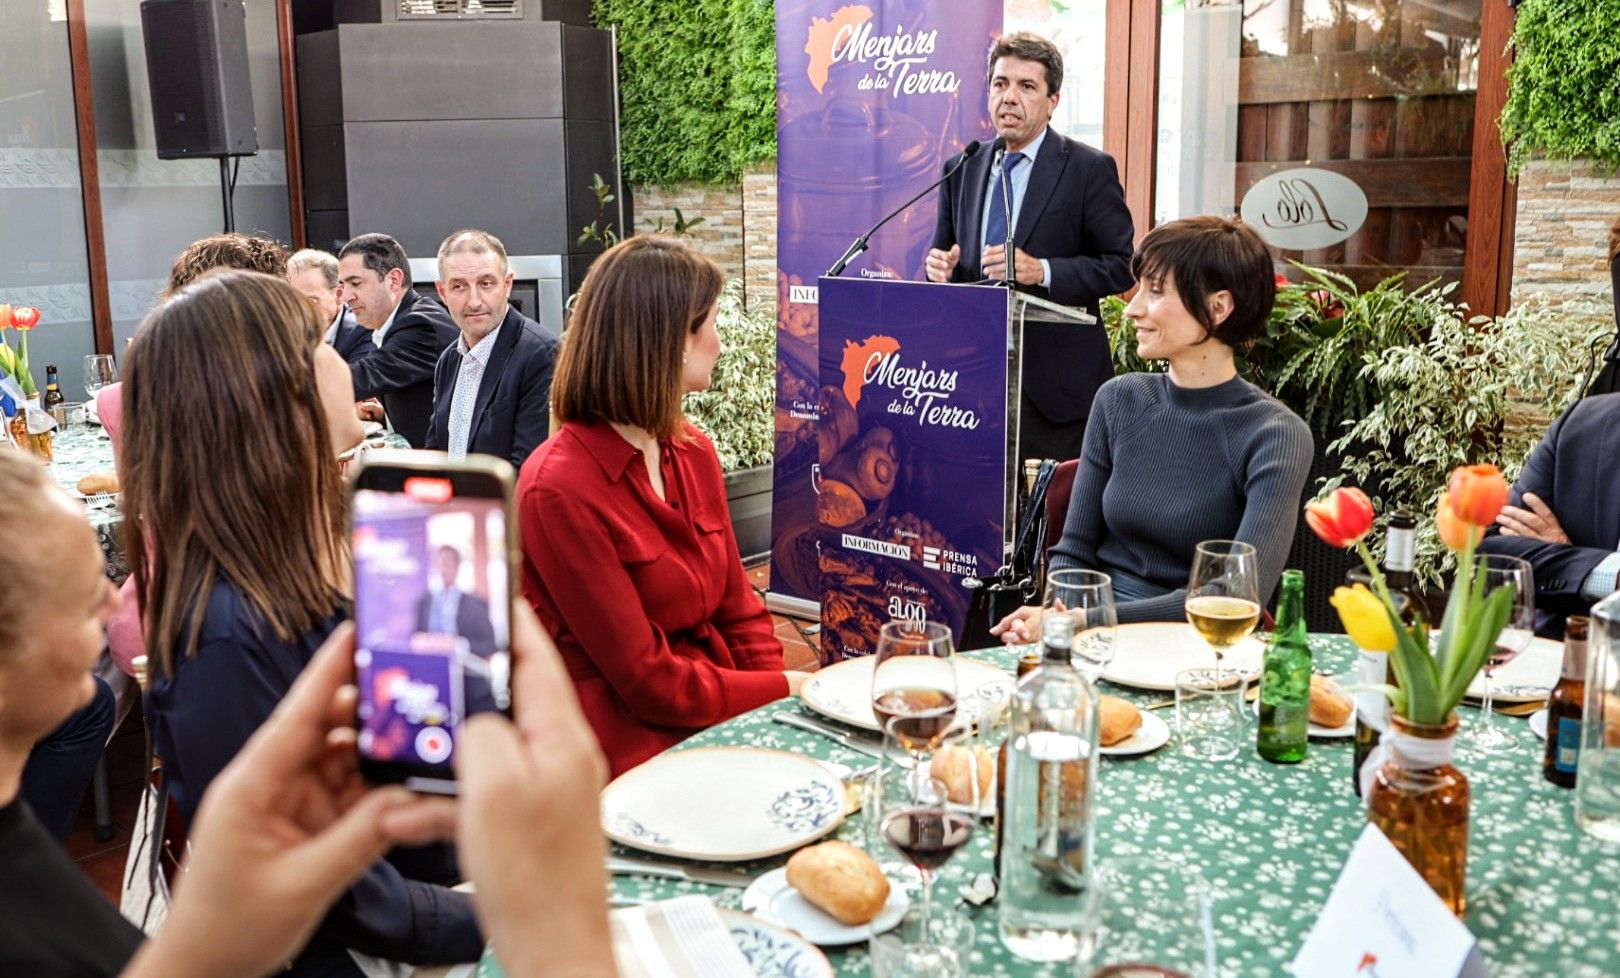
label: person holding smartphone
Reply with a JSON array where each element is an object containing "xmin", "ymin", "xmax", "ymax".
[
  {"xmin": 121, "ymin": 271, "xmax": 483, "ymax": 976},
  {"xmin": 519, "ymin": 236, "xmax": 811, "ymax": 776}
]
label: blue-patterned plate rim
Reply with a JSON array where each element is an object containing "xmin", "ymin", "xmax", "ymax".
[{"xmin": 719, "ymin": 909, "xmax": 836, "ymax": 978}]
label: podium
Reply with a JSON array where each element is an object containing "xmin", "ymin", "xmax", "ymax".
[{"xmin": 813, "ymin": 277, "xmax": 1096, "ymax": 662}]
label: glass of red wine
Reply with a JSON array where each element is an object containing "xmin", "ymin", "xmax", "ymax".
[
  {"xmin": 1468, "ymin": 553, "xmax": 1535, "ymax": 754},
  {"xmin": 878, "ymin": 719, "xmax": 978, "ymax": 938},
  {"xmin": 872, "ymin": 620, "xmax": 958, "ymax": 761},
  {"xmin": 1079, "ymin": 858, "xmax": 1216, "ymax": 978}
]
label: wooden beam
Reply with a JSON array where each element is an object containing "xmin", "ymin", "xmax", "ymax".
[
  {"xmin": 1122, "ymin": 0, "xmax": 1159, "ymax": 243},
  {"xmin": 1103, "ymin": 0, "xmax": 1133, "ymax": 175},
  {"xmin": 276, "ymin": 0, "xmax": 307, "ymax": 250},
  {"xmin": 1235, "ymin": 158, "xmax": 1473, "ymax": 208},
  {"xmin": 65, "ymin": 0, "xmax": 112, "ymax": 356},
  {"xmin": 1464, "ymin": 0, "xmax": 1515, "ymax": 318}
]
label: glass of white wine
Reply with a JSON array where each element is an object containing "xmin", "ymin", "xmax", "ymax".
[{"xmin": 1185, "ymin": 540, "xmax": 1261, "ymax": 690}]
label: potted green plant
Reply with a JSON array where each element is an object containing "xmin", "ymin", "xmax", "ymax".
[{"xmin": 685, "ymin": 281, "xmax": 775, "ymax": 558}]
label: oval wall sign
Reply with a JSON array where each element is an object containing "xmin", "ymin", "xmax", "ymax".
[{"xmin": 1239, "ymin": 167, "xmax": 1369, "ymax": 251}]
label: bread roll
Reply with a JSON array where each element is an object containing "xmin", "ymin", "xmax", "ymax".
[
  {"xmin": 1099, "ymin": 695, "xmax": 1142, "ymax": 746},
  {"xmin": 785, "ymin": 840, "xmax": 890, "ymax": 925},
  {"xmin": 931, "ymin": 743, "xmax": 994, "ymax": 805},
  {"xmin": 817, "ymin": 478, "xmax": 866, "ymax": 527},
  {"xmin": 76, "ymin": 470, "xmax": 119, "ymax": 495},
  {"xmin": 1309, "ymin": 675, "xmax": 1354, "ymax": 728}
]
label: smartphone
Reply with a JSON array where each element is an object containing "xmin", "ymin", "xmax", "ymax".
[{"xmin": 349, "ymin": 450, "xmax": 517, "ymax": 794}]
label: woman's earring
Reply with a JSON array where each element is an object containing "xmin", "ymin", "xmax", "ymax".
[{"xmin": 682, "ymin": 353, "xmax": 689, "ymax": 364}]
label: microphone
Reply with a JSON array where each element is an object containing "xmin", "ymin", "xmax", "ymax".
[{"xmin": 826, "ymin": 140, "xmax": 984, "ymax": 278}]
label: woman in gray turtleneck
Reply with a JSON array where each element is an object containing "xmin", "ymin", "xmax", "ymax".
[{"xmin": 993, "ymin": 216, "xmax": 1313, "ymax": 637}]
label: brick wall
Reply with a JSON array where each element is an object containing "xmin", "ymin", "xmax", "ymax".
[
  {"xmin": 1511, "ymin": 159, "xmax": 1620, "ymax": 307},
  {"xmin": 629, "ymin": 163, "xmax": 778, "ymax": 316}
]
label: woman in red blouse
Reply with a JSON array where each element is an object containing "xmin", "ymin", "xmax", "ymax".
[{"xmin": 519, "ymin": 237, "xmax": 811, "ymax": 775}]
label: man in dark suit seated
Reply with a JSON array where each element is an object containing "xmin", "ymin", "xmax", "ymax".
[
  {"xmin": 1481, "ymin": 392, "xmax": 1620, "ymax": 637},
  {"xmin": 288, "ymin": 248, "xmax": 372, "ymax": 364},
  {"xmin": 925, "ymin": 31, "xmax": 1136, "ymax": 464},
  {"xmin": 339, "ymin": 233, "xmax": 460, "ymax": 447},
  {"xmin": 415, "ymin": 545, "xmax": 497, "ymax": 657},
  {"xmin": 424, "ymin": 229, "xmax": 559, "ymax": 469}
]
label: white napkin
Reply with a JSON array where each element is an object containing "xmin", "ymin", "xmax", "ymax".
[{"xmin": 611, "ymin": 895, "xmax": 756, "ymax": 978}]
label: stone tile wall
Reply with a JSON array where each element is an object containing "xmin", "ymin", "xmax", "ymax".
[
  {"xmin": 629, "ymin": 163, "xmax": 777, "ymax": 316},
  {"xmin": 1511, "ymin": 159, "xmax": 1620, "ymax": 308}
]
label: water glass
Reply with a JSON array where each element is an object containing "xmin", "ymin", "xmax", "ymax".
[
  {"xmin": 51, "ymin": 401, "xmax": 84, "ymax": 430},
  {"xmin": 869, "ymin": 907, "xmax": 975, "ymax": 978},
  {"xmin": 974, "ymin": 678, "xmax": 1013, "ymax": 749},
  {"xmin": 1045, "ymin": 569, "xmax": 1117, "ymax": 682},
  {"xmin": 1078, "ymin": 859, "xmax": 1217, "ymax": 978},
  {"xmin": 1175, "ymin": 668, "xmax": 1245, "ymax": 762},
  {"xmin": 1578, "ymin": 591, "xmax": 1620, "ymax": 841}
]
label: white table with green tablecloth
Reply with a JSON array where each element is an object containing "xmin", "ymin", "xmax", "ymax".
[{"xmin": 484, "ymin": 636, "xmax": 1620, "ymax": 978}]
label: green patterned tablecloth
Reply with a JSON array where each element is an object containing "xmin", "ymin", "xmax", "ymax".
[
  {"xmin": 596, "ymin": 637, "xmax": 1620, "ymax": 978},
  {"xmin": 49, "ymin": 425, "xmax": 128, "ymax": 579}
]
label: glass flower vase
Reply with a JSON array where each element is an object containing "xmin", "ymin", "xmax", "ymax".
[{"xmin": 1366, "ymin": 713, "xmax": 1469, "ymax": 916}]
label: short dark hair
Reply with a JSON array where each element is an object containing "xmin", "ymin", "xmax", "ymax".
[
  {"xmin": 988, "ymin": 32, "xmax": 1063, "ymax": 95},
  {"xmin": 1130, "ymin": 216, "xmax": 1275, "ymax": 348},
  {"xmin": 551, "ymin": 236, "xmax": 725, "ymax": 442},
  {"xmin": 339, "ymin": 232, "xmax": 412, "ymax": 289}
]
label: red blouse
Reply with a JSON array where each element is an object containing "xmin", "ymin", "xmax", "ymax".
[{"xmin": 518, "ymin": 420, "xmax": 788, "ymax": 775}]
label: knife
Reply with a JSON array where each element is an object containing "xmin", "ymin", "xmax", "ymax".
[
  {"xmin": 606, "ymin": 855, "xmax": 755, "ymax": 888},
  {"xmin": 773, "ymin": 712, "xmax": 885, "ymax": 759}
]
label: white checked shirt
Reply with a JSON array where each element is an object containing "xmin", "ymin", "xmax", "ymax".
[{"xmin": 445, "ymin": 323, "xmax": 502, "ymax": 459}]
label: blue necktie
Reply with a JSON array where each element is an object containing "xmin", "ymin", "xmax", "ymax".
[{"xmin": 983, "ymin": 151, "xmax": 1026, "ymax": 258}]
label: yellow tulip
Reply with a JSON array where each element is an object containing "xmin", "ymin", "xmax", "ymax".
[{"xmin": 1330, "ymin": 583, "xmax": 1398, "ymax": 652}]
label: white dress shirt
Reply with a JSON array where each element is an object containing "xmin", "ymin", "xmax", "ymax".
[{"xmin": 445, "ymin": 322, "xmax": 503, "ymax": 459}]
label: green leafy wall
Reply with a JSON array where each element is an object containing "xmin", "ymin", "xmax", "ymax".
[
  {"xmin": 594, "ymin": 0, "xmax": 778, "ymax": 185},
  {"xmin": 1500, "ymin": 0, "xmax": 1620, "ymax": 175}
]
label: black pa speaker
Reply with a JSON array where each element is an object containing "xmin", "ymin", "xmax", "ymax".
[{"xmin": 140, "ymin": 0, "xmax": 258, "ymax": 159}]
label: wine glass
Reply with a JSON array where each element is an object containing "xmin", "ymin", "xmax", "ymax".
[
  {"xmin": 1468, "ymin": 553, "xmax": 1535, "ymax": 754},
  {"xmin": 83, "ymin": 355, "xmax": 118, "ymax": 398},
  {"xmin": 872, "ymin": 620, "xmax": 958, "ymax": 760},
  {"xmin": 1185, "ymin": 541, "xmax": 1261, "ymax": 689},
  {"xmin": 878, "ymin": 718, "xmax": 977, "ymax": 937},
  {"xmin": 1046, "ymin": 569, "xmax": 1117, "ymax": 683}
]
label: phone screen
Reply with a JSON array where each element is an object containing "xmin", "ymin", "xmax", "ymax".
[{"xmin": 351, "ymin": 472, "xmax": 512, "ymax": 791}]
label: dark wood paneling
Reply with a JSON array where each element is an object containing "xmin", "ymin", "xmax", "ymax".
[
  {"xmin": 277, "ymin": 0, "xmax": 306, "ymax": 249},
  {"xmin": 1235, "ymin": 158, "xmax": 1471, "ymax": 208},
  {"xmin": 1122, "ymin": 0, "xmax": 1159, "ymax": 242},
  {"xmin": 65, "ymin": 0, "xmax": 111, "ymax": 355},
  {"xmin": 1465, "ymin": 0, "xmax": 1516, "ymax": 318},
  {"xmin": 1240, "ymin": 48, "xmax": 1455, "ymax": 105}
]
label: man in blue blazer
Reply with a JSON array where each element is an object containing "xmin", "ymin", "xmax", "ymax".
[
  {"xmin": 926, "ymin": 32, "xmax": 1135, "ymax": 464},
  {"xmin": 425, "ymin": 229, "xmax": 559, "ymax": 469},
  {"xmin": 339, "ymin": 233, "xmax": 460, "ymax": 448},
  {"xmin": 288, "ymin": 248, "xmax": 373, "ymax": 363},
  {"xmin": 1482, "ymin": 392, "xmax": 1620, "ymax": 637}
]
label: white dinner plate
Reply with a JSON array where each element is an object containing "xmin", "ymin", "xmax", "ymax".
[
  {"xmin": 800, "ymin": 655, "xmax": 1010, "ymax": 732},
  {"xmin": 1465, "ymin": 636, "xmax": 1562, "ymax": 703},
  {"xmin": 601, "ymin": 748, "xmax": 846, "ymax": 862},
  {"xmin": 720, "ymin": 909, "xmax": 837, "ymax": 978},
  {"xmin": 742, "ymin": 866, "xmax": 909, "ymax": 946},
  {"xmin": 1100, "ymin": 709, "xmax": 1171, "ymax": 756},
  {"xmin": 1529, "ymin": 708, "xmax": 1549, "ymax": 740},
  {"xmin": 1099, "ymin": 622, "xmax": 1265, "ymax": 691},
  {"xmin": 1249, "ymin": 688, "xmax": 1355, "ymax": 738}
]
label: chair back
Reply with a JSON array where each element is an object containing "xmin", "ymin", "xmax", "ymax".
[{"xmin": 1044, "ymin": 459, "xmax": 1079, "ymax": 555}]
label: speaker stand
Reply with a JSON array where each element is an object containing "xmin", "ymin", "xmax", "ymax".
[{"xmin": 218, "ymin": 156, "xmax": 236, "ymax": 233}]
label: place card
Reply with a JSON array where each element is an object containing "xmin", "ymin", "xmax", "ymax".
[{"xmin": 1291, "ymin": 823, "xmax": 1487, "ymax": 978}]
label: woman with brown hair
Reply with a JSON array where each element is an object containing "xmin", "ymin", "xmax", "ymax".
[
  {"xmin": 519, "ymin": 236, "xmax": 808, "ymax": 776},
  {"xmin": 122, "ymin": 270, "xmax": 481, "ymax": 977}
]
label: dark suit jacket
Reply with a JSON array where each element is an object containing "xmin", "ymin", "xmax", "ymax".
[
  {"xmin": 414, "ymin": 588, "xmax": 498, "ymax": 657},
  {"xmin": 1480, "ymin": 392, "xmax": 1620, "ymax": 635},
  {"xmin": 425, "ymin": 307, "xmax": 559, "ymax": 469},
  {"xmin": 329, "ymin": 308, "xmax": 373, "ymax": 364},
  {"xmin": 931, "ymin": 128, "xmax": 1136, "ymax": 424},
  {"xmin": 350, "ymin": 290, "xmax": 459, "ymax": 448}
]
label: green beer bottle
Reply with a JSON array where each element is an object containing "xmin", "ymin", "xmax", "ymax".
[{"xmin": 1258, "ymin": 569, "xmax": 1310, "ymax": 764}]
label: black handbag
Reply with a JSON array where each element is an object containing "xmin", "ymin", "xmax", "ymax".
[{"xmin": 958, "ymin": 460, "xmax": 1058, "ymax": 650}]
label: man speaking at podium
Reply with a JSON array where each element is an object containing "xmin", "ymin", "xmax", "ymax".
[{"xmin": 925, "ymin": 32, "xmax": 1135, "ymax": 464}]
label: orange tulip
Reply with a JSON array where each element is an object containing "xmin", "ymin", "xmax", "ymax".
[
  {"xmin": 1436, "ymin": 491, "xmax": 1483, "ymax": 552},
  {"xmin": 0, "ymin": 304, "xmax": 11, "ymax": 329},
  {"xmin": 1446, "ymin": 464, "xmax": 1509, "ymax": 527},
  {"xmin": 1305, "ymin": 487, "xmax": 1377, "ymax": 549},
  {"xmin": 10, "ymin": 306, "xmax": 40, "ymax": 330}
]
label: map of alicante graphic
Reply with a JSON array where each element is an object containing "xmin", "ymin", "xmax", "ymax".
[
  {"xmin": 803, "ymin": 4, "xmax": 873, "ymax": 92},
  {"xmin": 839, "ymin": 334, "xmax": 899, "ymax": 407}
]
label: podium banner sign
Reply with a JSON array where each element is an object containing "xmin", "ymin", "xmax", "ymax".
[
  {"xmin": 817, "ymin": 278, "xmax": 1008, "ymax": 661},
  {"xmin": 769, "ymin": 0, "xmax": 1000, "ymax": 610}
]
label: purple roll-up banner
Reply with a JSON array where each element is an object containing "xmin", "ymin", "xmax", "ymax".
[
  {"xmin": 816, "ymin": 278, "xmax": 1008, "ymax": 661},
  {"xmin": 769, "ymin": 0, "xmax": 1001, "ymax": 620}
]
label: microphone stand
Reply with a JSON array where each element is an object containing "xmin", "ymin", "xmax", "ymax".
[
  {"xmin": 999, "ymin": 149, "xmax": 1015, "ymax": 287},
  {"xmin": 827, "ymin": 142, "xmax": 982, "ymax": 277}
]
